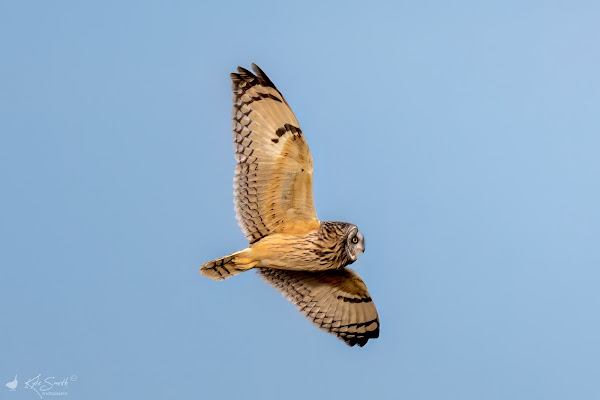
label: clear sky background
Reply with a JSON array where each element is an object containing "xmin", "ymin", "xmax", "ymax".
[{"xmin": 1, "ymin": 1, "xmax": 599, "ymax": 399}]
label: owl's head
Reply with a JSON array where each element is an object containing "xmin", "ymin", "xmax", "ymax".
[{"xmin": 346, "ymin": 225, "xmax": 365, "ymax": 262}]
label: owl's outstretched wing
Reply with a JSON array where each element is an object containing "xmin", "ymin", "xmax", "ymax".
[
  {"xmin": 231, "ymin": 64, "xmax": 319, "ymax": 244},
  {"xmin": 257, "ymin": 267, "xmax": 380, "ymax": 347}
]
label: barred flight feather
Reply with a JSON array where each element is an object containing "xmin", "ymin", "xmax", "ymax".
[{"xmin": 257, "ymin": 267, "xmax": 380, "ymax": 347}]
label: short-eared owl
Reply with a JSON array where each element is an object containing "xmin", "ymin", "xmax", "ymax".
[{"xmin": 200, "ymin": 64, "xmax": 379, "ymax": 347}]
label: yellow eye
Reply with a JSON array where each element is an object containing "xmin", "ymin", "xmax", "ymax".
[{"xmin": 352, "ymin": 236, "xmax": 358, "ymax": 244}]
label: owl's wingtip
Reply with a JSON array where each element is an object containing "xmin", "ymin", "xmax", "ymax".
[{"xmin": 251, "ymin": 63, "xmax": 276, "ymax": 87}]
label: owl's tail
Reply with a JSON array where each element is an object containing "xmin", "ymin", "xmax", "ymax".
[{"xmin": 200, "ymin": 249, "xmax": 258, "ymax": 280}]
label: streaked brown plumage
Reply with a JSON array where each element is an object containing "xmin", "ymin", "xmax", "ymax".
[{"xmin": 200, "ymin": 64, "xmax": 379, "ymax": 347}]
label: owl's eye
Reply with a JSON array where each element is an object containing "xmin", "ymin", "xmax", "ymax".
[{"xmin": 351, "ymin": 236, "xmax": 358, "ymax": 244}]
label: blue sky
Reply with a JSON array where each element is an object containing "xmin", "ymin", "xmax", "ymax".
[{"xmin": 1, "ymin": 1, "xmax": 599, "ymax": 399}]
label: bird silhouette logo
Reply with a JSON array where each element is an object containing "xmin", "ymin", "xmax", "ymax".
[{"xmin": 5, "ymin": 375, "xmax": 17, "ymax": 391}]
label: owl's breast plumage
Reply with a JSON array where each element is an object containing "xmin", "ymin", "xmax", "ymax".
[{"xmin": 248, "ymin": 221, "xmax": 352, "ymax": 272}]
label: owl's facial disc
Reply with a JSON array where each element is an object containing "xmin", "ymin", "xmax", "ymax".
[{"xmin": 347, "ymin": 228, "xmax": 365, "ymax": 261}]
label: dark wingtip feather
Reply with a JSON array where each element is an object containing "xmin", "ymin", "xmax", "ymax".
[
  {"xmin": 251, "ymin": 63, "xmax": 276, "ymax": 88},
  {"xmin": 237, "ymin": 66, "xmax": 256, "ymax": 79},
  {"xmin": 373, "ymin": 325, "xmax": 380, "ymax": 338},
  {"xmin": 230, "ymin": 72, "xmax": 243, "ymax": 84},
  {"xmin": 343, "ymin": 323, "xmax": 379, "ymax": 347}
]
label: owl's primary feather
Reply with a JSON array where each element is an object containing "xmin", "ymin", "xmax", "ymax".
[
  {"xmin": 231, "ymin": 64, "xmax": 319, "ymax": 243},
  {"xmin": 257, "ymin": 267, "xmax": 379, "ymax": 347},
  {"xmin": 200, "ymin": 64, "xmax": 379, "ymax": 347}
]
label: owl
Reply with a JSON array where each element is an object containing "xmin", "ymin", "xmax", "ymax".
[{"xmin": 200, "ymin": 64, "xmax": 379, "ymax": 347}]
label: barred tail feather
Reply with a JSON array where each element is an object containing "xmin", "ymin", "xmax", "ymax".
[{"xmin": 200, "ymin": 250, "xmax": 256, "ymax": 280}]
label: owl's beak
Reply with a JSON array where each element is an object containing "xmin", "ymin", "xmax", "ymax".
[{"xmin": 357, "ymin": 233, "xmax": 365, "ymax": 254}]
